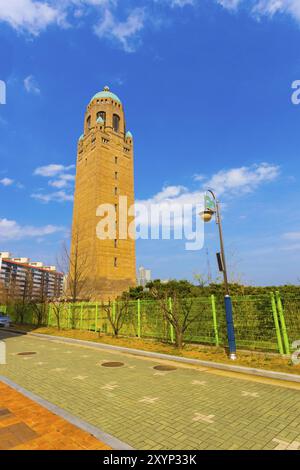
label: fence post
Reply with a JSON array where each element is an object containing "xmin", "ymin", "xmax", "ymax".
[
  {"xmin": 270, "ymin": 292, "xmax": 284, "ymax": 355},
  {"xmin": 67, "ymin": 304, "xmax": 71, "ymax": 329},
  {"xmin": 211, "ymin": 295, "xmax": 219, "ymax": 347},
  {"xmin": 275, "ymin": 291, "xmax": 290, "ymax": 355},
  {"xmin": 80, "ymin": 302, "xmax": 84, "ymax": 330},
  {"xmin": 95, "ymin": 303, "xmax": 98, "ymax": 332},
  {"xmin": 112, "ymin": 300, "xmax": 116, "ymax": 323},
  {"xmin": 168, "ymin": 297, "xmax": 175, "ymax": 344},
  {"xmin": 137, "ymin": 299, "xmax": 141, "ymax": 338},
  {"xmin": 47, "ymin": 304, "xmax": 51, "ymax": 327}
]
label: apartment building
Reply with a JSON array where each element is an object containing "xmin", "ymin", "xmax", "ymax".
[{"xmin": 0, "ymin": 252, "xmax": 64, "ymax": 301}]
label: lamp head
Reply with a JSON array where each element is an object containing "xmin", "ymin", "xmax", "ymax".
[{"xmin": 200, "ymin": 209, "xmax": 214, "ymax": 223}]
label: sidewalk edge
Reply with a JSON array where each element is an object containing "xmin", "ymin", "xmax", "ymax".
[{"xmin": 0, "ymin": 375, "xmax": 134, "ymax": 450}]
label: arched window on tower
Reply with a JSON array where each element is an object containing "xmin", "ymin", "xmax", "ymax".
[
  {"xmin": 113, "ymin": 114, "xmax": 120, "ymax": 133},
  {"xmin": 97, "ymin": 111, "xmax": 106, "ymax": 123},
  {"xmin": 86, "ymin": 115, "xmax": 91, "ymax": 130}
]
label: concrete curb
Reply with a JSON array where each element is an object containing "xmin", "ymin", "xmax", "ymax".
[
  {"xmin": 5, "ymin": 328, "xmax": 300, "ymax": 384},
  {"xmin": 0, "ymin": 375, "xmax": 133, "ymax": 450}
]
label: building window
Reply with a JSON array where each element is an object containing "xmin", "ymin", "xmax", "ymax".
[
  {"xmin": 115, "ymin": 203, "xmax": 118, "ymax": 212},
  {"xmin": 113, "ymin": 114, "xmax": 120, "ymax": 132},
  {"xmin": 114, "ymin": 257, "xmax": 117, "ymax": 267},
  {"xmin": 115, "ymin": 156, "xmax": 118, "ymax": 164},
  {"xmin": 86, "ymin": 115, "xmax": 91, "ymax": 130},
  {"xmin": 115, "ymin": 171, "xmax": 118, "ymax": 180},
  {"xmin": 97, "ymin": 111, "xmax": 106, "ymax": 123},
  {"xmin": 114, "ymin": 187, "xmax": 118, "ymax": 195},
  {"xmin": 114, "ymin": 239, "xmax": 117, "ymax": 248}
]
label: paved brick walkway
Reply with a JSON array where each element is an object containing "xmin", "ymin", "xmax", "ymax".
[
  {"xmin": 1, "ymin": 331, "xmax": 300, "ymax": 450},
  {"xmin": 0, "ymin": 381, "xmax": 110, "ymax": 450}
]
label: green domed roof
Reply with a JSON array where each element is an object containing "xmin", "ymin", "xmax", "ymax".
[
  {"xmin": 96, "ymin": 116, "xmax": 104, "ymax": 124},
  {"xmin": 126, "ymin": 131, "xmax": 133, "ymax": 139},
  {"xmin": 79, "ymin": 134, "xmax": 84, "ymax": 141},
  {"xmin": 91, "ymin": 86, "xmax": 121, "ymax": 104}
]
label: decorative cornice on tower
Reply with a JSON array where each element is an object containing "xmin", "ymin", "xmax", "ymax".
[{"xmin": 90, "ymin": 85, "xmax": 122, "ymax": 105}]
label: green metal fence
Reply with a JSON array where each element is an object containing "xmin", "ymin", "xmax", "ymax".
[
  {"xmin": 276, "ymin": 292, "xmax": 300, "ymax": 353},
  {"xmin": 2, "ymin": 292, "xmax": 300, "ymax": 354}
]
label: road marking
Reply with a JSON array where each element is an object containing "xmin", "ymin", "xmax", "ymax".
[
  {"xmin": 272, "ymin": 438, "xmax": 300, "ymax": 450},
  {"xmin": 101, "ymin": 383, "xmax": 119, "ymax": 391},
  {"xmin": 193, "ymin": 413, "xmax": 215, "ymax": 424},
  {"xmin": 139, "ymin": 397, "xmax": 159, "ymax": 404},
  {"xmin": 241, "ymin": 391, "xmax": 259, "ymax": 398}
]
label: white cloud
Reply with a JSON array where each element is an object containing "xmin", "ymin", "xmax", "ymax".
[
  {"xmin": 136, "ymin": 162, "xmax": 279, "ymax": 229},
  {"xmin": 169, "ymin": 0, "xmax": 195, "ymax": 6},
  {"xmin": 193, "ymin": 174, "xmax": 206, "ymax": 182},
  {"xmin": 219, "ymin": 0, "xmax": 300, "ymax": 23},
  {"xmin": 204, "ymin": 163, "xmax": 280, "ymax": 196},
  {"xmin": 281, "ymin": 242, "xmax": 300, "ymax": 251},
  {"xmin": 0, "ymin": 218, "xmax": 65, "ymax": 240},
  {"xmin": 155, "ymin": 0, "xmax": 195, "ymax": 6},
  {"xmin": 0, "ymin": 0, "xmax": 64, "ymax": 35},
  {"xmin": 0, "ymin": 1, "xmax": 144, "ymax": 50},
  {"xmin": 34, "ymin": 164, "xmax": 75, "ymax": 177},
  {"xmin": 24, "ymin": 75, "xmax": 40, "ymax": 94},
  {"xmin": 217, "ymin": 0, "xmax": 241, "ymax": 10},
  {"xmin": 282, "ymin": 231, "xmax": 300, "ymax": 240},
  {"xmin": 0, "ymin": 178, "xmax": 14, "ymax": 186},
  {"xmin": 136, "ymin": 184, "xmax": 204, "ymax": 231},
  {"xmin": 151, "ymin": 185, "xmax": 188, "ymax": 202},
  {"xmin": 94, "ymin": 7, "xmax": 145, "ymax": 52},
  {"xmin": 252, "ymin": 0, "xmax": 300, "ymax": 22},
  {"xmin": 33, "ymin": 163, "xmax": 75, "ymax": 202},
  {"xmin": 49, "ymin": 174, "xmax": 75, "ymax": 188},
  {"xmin": 139, "ymin": 163, "xmax": 280, "ymax": 206},
  {"xmin": 0, "ymin": 0, "xmax": 300, "ymax": 50},
  {"xmin": 31, "ymin": 190, "xmax": 74, "ymax": 203}
]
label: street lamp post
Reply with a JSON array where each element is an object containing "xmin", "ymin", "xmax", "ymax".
[{"xmin": 200, "ymin": 190, "xmax": 237, "ymax": 360}]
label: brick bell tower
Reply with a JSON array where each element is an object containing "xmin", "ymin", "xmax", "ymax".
[{"xmin": 70, "ymin": 86, "xmax": 136, "ymax": 300}]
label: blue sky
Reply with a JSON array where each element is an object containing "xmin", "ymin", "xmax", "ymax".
[{"xmin": 0, "ymin": 0, "xmax": 300, "ymax": 285}]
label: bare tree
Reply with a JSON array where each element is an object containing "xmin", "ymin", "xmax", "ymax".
[
  {"xmin": 152, "ymin": 290, "xmax": 197, "ymax": 349},
  {"xmin": 59, "ymin": 231, "xmax": 92, "ymax": 303},
  {"xmin": 0, "ymin": 267, "xmax": 33, "ymax": 324},
  {"xmin": 48, "ymin": 298, "xmax": 66, "ymax": 330},
  {"xmin": 193, "ymin": 273, "xmax": 210, "ymax": 288},
  {"xmin": 14, "ymin": 268, "xmax": 33, "ymax": 324},
  {"xmin": 29, "ymin": 272, "xmax": 48, "ymax": 327},
  {"xmin": 103, "ymin": 299, "xmax": 130, "ymax": 337},
  {"xmin": 56, "ymin": 230, "xmax": 94, "ymax": 328},
  {"xmin": 0, "ymin": 281, "xmax": 8, "ymax": 307}
]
